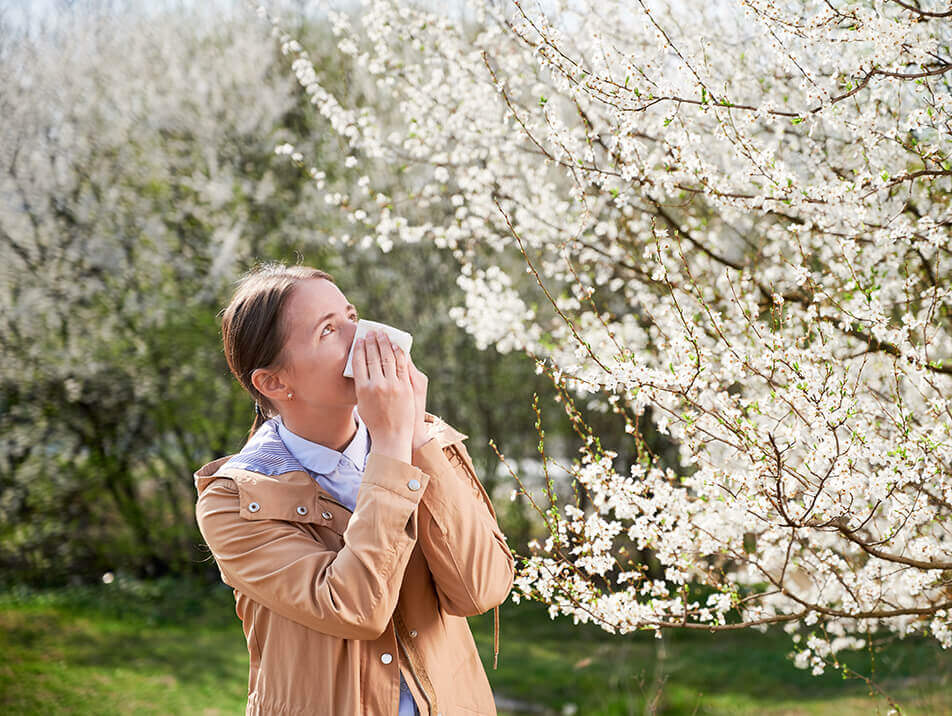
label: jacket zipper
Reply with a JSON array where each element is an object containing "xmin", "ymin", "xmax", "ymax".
[{"xmin": 394, "ymin": 628, "xmax": 431, "ymax": 714}]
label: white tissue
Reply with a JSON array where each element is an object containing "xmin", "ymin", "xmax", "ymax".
[{"xmin": 343, "ymin": 318, "xmax": 414, "ymax": 378}]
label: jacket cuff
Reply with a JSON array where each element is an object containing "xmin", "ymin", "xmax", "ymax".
[
  {"xmin": 362, "ymin": 450, "xmax": 431, "ymax": 502},
  {"xmin": 411, "ymin": 436, "xmax": 448, "ymax": 476}
]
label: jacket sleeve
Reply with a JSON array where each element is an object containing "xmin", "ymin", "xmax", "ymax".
[
  {"xmin": 194, "ymin": 452, "xmax": 431, "ymax": 640},
  {"xmin": 411, "ymin": 436, "xmax": 515, "ymax": 617}
]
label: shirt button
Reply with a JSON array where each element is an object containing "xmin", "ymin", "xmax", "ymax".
[
  {"xmin": 409, "ymin": 630, "xmax": 417, "ymax": 637},
  {"xmin": 380, "ymin": 652, "xmax": 393, "ymax": 664},
  {"xmin": 248, "ymin": 502, "xmax": 260, "ymax": 512},
  {"xmin": 296, "ymin": 505, "xmax": 308, "ymax": 515},
  {"xmin": 321, "ymin": 511, "xmax": 332, "ymax": 520},
  {"xmin": 407, "ymin": 478, "xmax": 421, "ymax": 491}
]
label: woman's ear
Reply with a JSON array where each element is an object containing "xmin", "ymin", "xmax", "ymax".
[{"xmin": 251, "ymin": 367, "xmax": 290, "ymax": 404}]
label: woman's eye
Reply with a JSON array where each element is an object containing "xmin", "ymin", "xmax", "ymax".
[{"xmin": 321, "ymin": 316, "xmax": 358, "ymax": 338}]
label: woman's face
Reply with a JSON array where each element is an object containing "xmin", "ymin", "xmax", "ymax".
[{"xmin": 277, "ymin": 278, "xmax": 360, "ymax": 408}]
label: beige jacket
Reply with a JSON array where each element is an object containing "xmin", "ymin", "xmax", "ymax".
[{"xmin": 194, "ymin": 412, "xmax": 515, "ymax": 715}]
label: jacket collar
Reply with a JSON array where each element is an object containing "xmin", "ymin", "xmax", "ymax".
[{"xmin": 193, "ymin": 411, "xmax": 467, "ymax": 496}]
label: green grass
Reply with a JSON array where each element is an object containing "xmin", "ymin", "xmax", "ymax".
[
  {"xmin": 468, "ymin": 600, "xmax": 952, "ymax": 715},
  {"xmin": 0, "ymin": 576, "xmax": 248, "ymax": 715},
  {"xmin": 1, "ymin": 576, "xmax": 950, "ymax": 715}
]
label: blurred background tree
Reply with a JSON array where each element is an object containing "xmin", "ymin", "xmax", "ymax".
[{"xmin": 0, "ymin": 0, "xmax": 626, "ymax": 589}]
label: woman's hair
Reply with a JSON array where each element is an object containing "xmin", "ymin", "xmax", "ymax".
[{"xmin": 220, "ymin": 261, "xmax": 335, "ymax": 441}]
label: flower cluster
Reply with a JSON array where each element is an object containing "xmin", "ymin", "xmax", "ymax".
[{"xmin": 259, "ymin": 0, "xmax": 952, "ymax": 667}]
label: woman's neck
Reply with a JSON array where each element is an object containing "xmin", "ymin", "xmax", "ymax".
[{"xmin": 280, "ymin": 403, "xmax": 358, "ymax": 453}]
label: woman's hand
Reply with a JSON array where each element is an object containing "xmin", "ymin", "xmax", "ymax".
[
  {"xmin": 407, "ymin": 353, "xmax": 430, "ymax": 453},
  {"xmin": 353, "ymin": 330, "xmax": 415, "ymax": 463}
]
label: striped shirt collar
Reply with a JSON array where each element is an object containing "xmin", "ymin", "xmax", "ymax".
[{"xmin": 222, "ymin": 406, "xmax": 369, "ymax": 478}]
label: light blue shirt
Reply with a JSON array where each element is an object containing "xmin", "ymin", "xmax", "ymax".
[{"xmin": 273, "ymin": 407, "xmax": 420, "ymax": 716}]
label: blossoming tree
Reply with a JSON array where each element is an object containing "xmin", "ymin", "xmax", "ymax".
[{"xmin": 262, "ymin": 0, "xmax": 952, "ymax": 673}]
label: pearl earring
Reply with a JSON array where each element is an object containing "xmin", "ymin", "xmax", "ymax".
[{"xmin": 287, "ymin": 392, "xmax": 293, "ymax": 399}]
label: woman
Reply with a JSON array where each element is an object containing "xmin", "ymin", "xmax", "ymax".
[{"xmin": 193, "ymin": 262, "xmax": 514, "ymax": 715}]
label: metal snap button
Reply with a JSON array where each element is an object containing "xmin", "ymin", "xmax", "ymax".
[
  {"xmin": 321, "ymin": 511, "xmax": 333, "ymax": 520},
  {"xmin": 248, "ymin": 502, "xmax": 260, "ymax": 512},
  {"xmin": 407, "ymin": 478, "xmax": 420, "ymax": 491},
  {"xmin": 380, "ymin": 652, "xmax": 393, "ymax": 664},
  {"xmin": 409, "ymin": 629, "xmax": 417, "ymax": 638},
  {"xmin": 296, "ymin": 505, "xmax": 308, "ymax": 516}
]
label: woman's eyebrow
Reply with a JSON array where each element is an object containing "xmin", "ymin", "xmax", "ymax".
[{"xmin": 313, "ymin": 304, "xmax": 358, "ymax": 331}]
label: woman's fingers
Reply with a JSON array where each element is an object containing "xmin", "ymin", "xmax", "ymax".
[
  {"xmin": 358, "ymin": 330, "xmax": 408, "ymax": 385},
  {"xmin": 363, "ymin": 332, "xmax": 384, "ymax": 383},
  {"xmin": 353, "ymin": 336, "xmax": 368, "ymax": 385},
  {"xmin": 393, "ymin": 343, "xmax": 409, "ymax": 382},
  {"xmin": 406, "ymin": 352, "xmax": 419, "ymax": 384},
  {"xmin": 380, "ymin": 334, "xmax": 410, "ymax": 384},
  {"xmin": 372, "ymin": 331, "xmax": 393, "ymax": 381}
]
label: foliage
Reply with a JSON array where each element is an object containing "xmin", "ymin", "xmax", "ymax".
[{"xmin": 0, "ymin": 0, "xmax": 568, "ymax": 586}]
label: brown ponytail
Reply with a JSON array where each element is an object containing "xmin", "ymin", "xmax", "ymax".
[{"xmin": 219, "ymin": 260, "xmax": 336, "ymax": 443}]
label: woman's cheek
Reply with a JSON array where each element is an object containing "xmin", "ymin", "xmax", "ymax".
[{"xmin": 340, "ymin": 331, "xmax": 355, "ymax": 359}]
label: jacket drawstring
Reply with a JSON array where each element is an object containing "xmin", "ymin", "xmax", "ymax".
[{"xmin": 493, "ymin": 604, "xmax": 499, "ymax": 669}]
